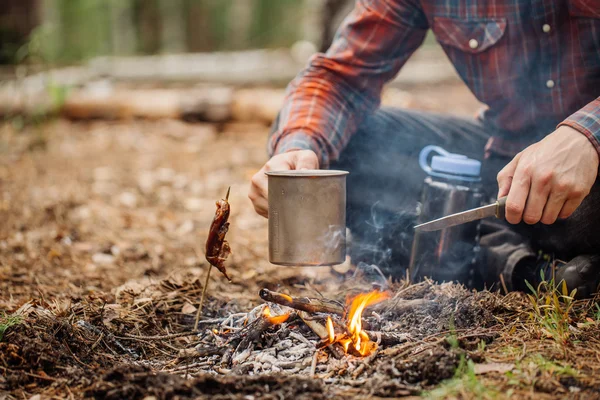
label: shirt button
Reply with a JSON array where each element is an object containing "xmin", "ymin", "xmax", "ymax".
[
  {"xmin": 542, "ymin": 24, "xmax": 551, "ymax": 33},
  {"xmin": 468, "ymin": 39, "xmax": 479, "ymax": 49},
  {"xmin": 546, "ymin": 79, "xmax": 555, "ymax": 88}
]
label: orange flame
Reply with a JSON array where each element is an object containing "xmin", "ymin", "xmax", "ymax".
[
  {"xmin": 325, "ymin": 290, "xmax": 389, "ymax": 356},
  {"xmin": 326, "ymin": 316, "xmax": 335, "ymax": 342},
  {"xmin": 263, "ymin": 306, "xmax": 290, "ymax": 325},
  {"xmin": 280, "ymin": 293, "xmax": 294, "ymax": 303}
]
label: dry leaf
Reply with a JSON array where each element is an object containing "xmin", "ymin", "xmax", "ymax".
[
  {"xmin": 474, "ymin": 363, "xmax": 515, "ymax": 375},
  {"xmin": 181, "ymin": 302, "xmax": 197, "ymax": 314}
]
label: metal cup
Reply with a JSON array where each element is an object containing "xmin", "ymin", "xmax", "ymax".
[{"xmin": 267, "ymin": 170, "xmax": 348, "ymax": 266}]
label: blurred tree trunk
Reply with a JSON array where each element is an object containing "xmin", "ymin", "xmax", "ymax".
[
  {"xmin": 319, "ymin": 0, "xmax": 352, "ymax": 52},
  {"xmin": 40, "ymin": 0, "xmax": 62, "ymax": 62},
  {"xmin": 158, "ymin": 0, "xmax": 186, "ymax": 53},
  {"xmin": 109, "ymin": 0, "xmax": 136, "ymax": 56},
  {"xmin": 0, "ymin": 0, "xmax": 42, "ymax": 63},
  {"xmin": 301, "ymin": 0, "xmax": 324, "ymax": 48},
  {"xmin": 227, "ymin": 0, "xmax": 255, "ymax": 50},
  {"xmin": 134, "ymin": 0, "xmax": 162, "ymax": 54},
  {"xmin": 185, "ymin": 0, "xmax": 210, "ymax": 52}
]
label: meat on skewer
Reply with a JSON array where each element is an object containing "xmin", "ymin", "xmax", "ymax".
[{"xmin": 205, "ymin": 187, "xmax": 232, "ymax": 281}]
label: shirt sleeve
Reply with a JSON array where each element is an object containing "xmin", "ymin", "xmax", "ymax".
[
  {"xmin": 268, "ymin": 0, "xmax": 429, "ymax": 167},
  {"xmin": 558, "ymin": 97, "xmax": 600, "ymax": 155}
]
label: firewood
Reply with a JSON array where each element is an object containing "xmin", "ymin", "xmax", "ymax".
[
  {"xmin": 297, "ymin": 311, "xmax": 345, "ymax": 359},
  {"xmin": 260, "ymin": 289, "xmax": 433, "ymax": 317},
  {"xmin": 364, "ymin": 331, "xmax": 411, "ymax": 346},
  {"xmin": 260, "ymin": 289, "xmax": 344, "ymax": 315}
]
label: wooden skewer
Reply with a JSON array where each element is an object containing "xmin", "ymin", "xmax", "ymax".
[{"xmin": 194, "ymin": 264, "xmax": 213, "ymax": 331}]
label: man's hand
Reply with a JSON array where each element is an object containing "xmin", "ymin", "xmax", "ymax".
[
  {"xmin": 497, "ymin": 126, "xmax": 599, "ymax": 225},
  {"xmin": 249, "ymin": 150, "xmax": 319, "ymax": 217}
]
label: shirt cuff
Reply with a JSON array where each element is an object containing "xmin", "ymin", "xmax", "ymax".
[
  {"xmin": 270, "ymin": 130, "xmax": 328, "ymax": 168},
  {"xmin": 557, "ymin": 97, "xmax": 600, "ymax": 155}
]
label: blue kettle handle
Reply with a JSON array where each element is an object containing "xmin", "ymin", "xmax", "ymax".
[{"xmin": 419, "ymin": 145, "xmax": 451, "ymax": 174}]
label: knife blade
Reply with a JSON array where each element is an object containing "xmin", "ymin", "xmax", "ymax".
[{"xmin": 414, "ymin": 196, "xmax": 507, "ymax": 232}]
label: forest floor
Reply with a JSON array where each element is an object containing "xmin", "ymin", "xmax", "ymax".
[{"xmin": 1, "ymin": 81, "xmax": 600, "ymax": 400}]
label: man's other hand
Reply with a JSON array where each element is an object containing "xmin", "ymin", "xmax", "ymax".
[
  {"xmin": 497, "ymin": 126, "xmax": 599, "ymax": 225},
  {"xmin": 249, "ymin": 150, "xmax": 319, "ymax": 218}
]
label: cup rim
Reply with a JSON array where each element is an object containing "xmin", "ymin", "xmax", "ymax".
[{"xmin": 265, "ymin": 169, "xmax": 349, "ymax": 177}]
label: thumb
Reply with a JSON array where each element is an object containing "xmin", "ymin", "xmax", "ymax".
[
  {"xmin": 293, "ymin": 150, "xmax": 319, "ymax": 170},
  {"xmin": 497, "ymin": 153, "xmax": 520, "ymax": 198}
]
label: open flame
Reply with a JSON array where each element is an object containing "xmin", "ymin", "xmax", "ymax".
[
  {"xmin": 325, "ymin": 290, "xmax": 390, "ymax": 356},
  {"xmin": 263, "ymin": 306, "xmax": 290, "ymax": 325}
]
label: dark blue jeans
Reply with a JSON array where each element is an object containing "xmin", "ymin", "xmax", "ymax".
[{"xmin": 327, "ymin": 108, "xmax": 600, "ymax": 287}]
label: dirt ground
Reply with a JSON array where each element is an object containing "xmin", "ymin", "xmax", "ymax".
[{"xmin": 2, "ymin": 82, "xmax": 600, "ymax": 400}]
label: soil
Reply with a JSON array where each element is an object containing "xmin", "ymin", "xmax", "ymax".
[{"xmin": 2, "ymin": 82, "xmax": 600, "ymax": 400}]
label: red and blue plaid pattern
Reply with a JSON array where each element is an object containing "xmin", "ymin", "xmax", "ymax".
[{"xmin": 269, "ymin": 0, "xmax": 600, "ymax": 167}]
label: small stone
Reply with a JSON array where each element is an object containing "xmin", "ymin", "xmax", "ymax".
[
  {"xmin": 176, "ymin": 220, "xmax": 194, "ymax": 236},
  {"xmin": 184, "ymin": 198, "xmax": 204, "ymax": 211},
  {"xmin": 189, "ymin": 181, "xmax": 205, "ymax": 195},
  {"xmin": 118, "ymin": 192, "xmax": 138, "ymax": 208},
  {"xmin": 173, "ymin": 174, "xmax": 188, "ymax": 190},
  {"xmin": 137, "ymin": 171, "xmax": 155, "ymax": 194},
  {"xmin": 92, "ymin": 253, "xmax": 115, "ymax": 265}
]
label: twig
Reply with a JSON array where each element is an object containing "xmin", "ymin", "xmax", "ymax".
[
  {"xmin": 298, "ymin": 311, "xmax": 345, "ymax": 358},
  {"xmin": 310, "ymin": 349, "xmax": 319, "ymax": 377},
  {"xmin": 121, "ymin": 330, "xmax": 213, "ymax": 341},
  {"xmin": 195, "ymin": 264, "xmax": 213, "ymax": 331}
]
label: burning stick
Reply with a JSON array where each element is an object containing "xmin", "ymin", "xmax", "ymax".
[
  {"xmin": 297, "ymin": 311, "xmax": 345, "ymax": 359},
  {"xmin": 195, "ymin": 187, "xmax": 232, "ymax": 331},
  {"xmin": 259, "ymin": 289, "xmax": 345, "ymax": 315},
  {"xmin": 260, "ymin": 288, "xmax": 432, "ymax": 317},
  {"xmin": 323, "ymin": 291, "xmax": 391, "ymax": 357},
  {"xmin": 232, "ymin": 306, "xmax": 290, "ymax": 355}
]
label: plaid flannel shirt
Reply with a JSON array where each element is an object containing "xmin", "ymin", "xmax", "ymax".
[{"xmin": 268, "ymin": 0, "xmax": 600, "ymax": 167}]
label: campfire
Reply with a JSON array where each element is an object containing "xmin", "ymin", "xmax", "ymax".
[{"xmin": 324, "ymin": 291, "xmax": 390, "ymax": 356}]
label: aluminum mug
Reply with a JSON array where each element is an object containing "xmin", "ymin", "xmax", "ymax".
[{"xmin": 266, "ymin": 170, "xmax": 348, "ymax": 266}]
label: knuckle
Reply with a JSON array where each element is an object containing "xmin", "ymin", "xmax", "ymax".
[
  {"xmin": 496, "ymin": 171, "xmax": 506, "ymax": 183},
  {"xmin": 570, "ymin": 186, "xmax": 588, "ymax": 198},
  {"xmin": 554, "ymin": 180, "xmax": 572, "ymax": 193},
  {"xmin": 523, "ymin": 213, "xmax": 540, "ymax": 225},
  {"xmin": 505, "ymin": 201, "xmax": 523, "ymax": 215},
  {"xmin": 540, "ymin": 215, "xmax": 557, "ymax": 225},
  {"xmin": 521, "ymin": 164, "xmax": 533, "ymax": 176},
  {"xmin": 536, "ymin": 170, "xmax": 553, "ymax": 185}
]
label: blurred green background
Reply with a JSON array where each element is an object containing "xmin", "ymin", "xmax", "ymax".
[{"xmin": 0, "ymin": 0, "xmax": 319, "ymax": 64}]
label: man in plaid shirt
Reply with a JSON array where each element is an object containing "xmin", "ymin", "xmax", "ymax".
[{"xmin": 249, "ymin": 0, "xmax": 600, "ymax": 296}]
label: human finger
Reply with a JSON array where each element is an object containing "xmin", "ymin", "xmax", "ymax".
[
  {"xmin": 505, "ymin": 161, "xmax": 531, "ymax": 224},
  {"xmin": 497, "ymin": 153, "xmax": 521, "ymax": 198},
  {"xmin": 540, "ymin": 191, "xmax": 568, "ymax": 225}
]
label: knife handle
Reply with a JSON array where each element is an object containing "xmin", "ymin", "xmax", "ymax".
[{"xmin": 495, "ymin": 196, "xmax": 507, "ymax": 220}]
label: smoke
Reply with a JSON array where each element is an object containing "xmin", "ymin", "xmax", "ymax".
[
  {"xmin": 346, "ymin": 201, "xmax": 416, "ymax": 280},
  {"xmin": 353, "ymin": 262, "xmax": 389, "ymax": 290}
]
